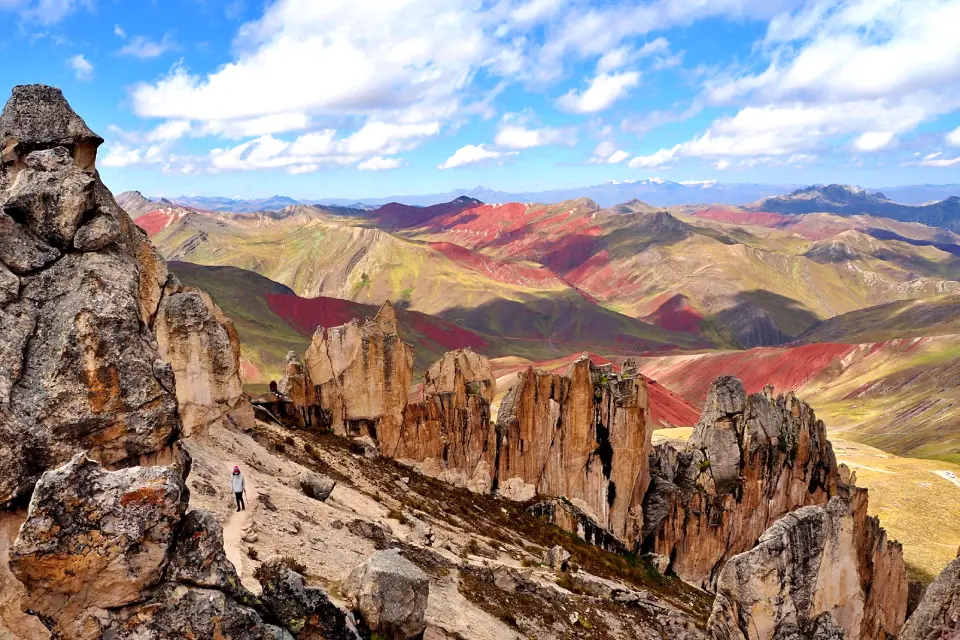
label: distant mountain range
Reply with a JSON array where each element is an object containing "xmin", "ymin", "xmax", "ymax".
[
  {"xmin": 129, "ymin": 180, "xmax": 960, "ymax": 213},
  {"xmin": 749, "ymin": 184, "xmax": 960, "ymax": 232}
]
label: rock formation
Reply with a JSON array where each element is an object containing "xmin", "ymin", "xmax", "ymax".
[
  {"xmin": 495, "ymin": 357, "xmax": 651, "ymax": 547},
  {"xmin": 278, "ymin": 350, "xmax": 317, "ymax": 428},
  {"xmin": 154, "ymin": 283, "xmax": 254, "ymax": 436},
  {"xmin": 0, "ymin": 84, "xmax": 254, "ymax": 639},
  {"xmin": 642, "ymin": 377, "xmax": 842, "ymax": 590},
  {"xmin": 303, "ymin": 301, "xmax": 413, "ymax": 445},
  {"xmin": 707, "ymin": 496, "xmax": 908, "ymax": 640},
  {"xmin": 392, "ymin": 348, "xmax": 497, "ymax": 493},
  {"xmin": 342, "ymin": 549, "xmax": 429, "ymax": 640},
  {"xmin": 900, "ymin": 552, "xmax": 960, "ymax": 640},
  {"xmin": 9, "ymin": 453, "xmax": 293, "ymax": 640}
]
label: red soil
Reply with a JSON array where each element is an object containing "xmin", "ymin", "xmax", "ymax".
[
  {"xmin": 135, "ymin": 208, "xmax": 191, "ymax": 236},
  {"xmin": 642, "ymin": 294, "xmax": 704, "ymax": 335},
  {"xmin": 635, "ymin": 342, "xmax": 860, "ymax": 404},
  {"xmin": 264, "ymin": 293, "xmax": 488, "ymax": 352},
  {"xmin": 693, "ymin": 206, "xmax": 790, "ymax": 227},
  {"xmin": 429, "ymin": 241, "xmax": 564, "ymax": 287}
]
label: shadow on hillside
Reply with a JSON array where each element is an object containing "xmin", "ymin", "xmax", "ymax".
[
  {"xmin": 865, "ymin": 228, "xmax": 960, "ymax": 258},
  {"xmin": 704, "ymin": 290, "xmax": 820, "ymax": 349}
]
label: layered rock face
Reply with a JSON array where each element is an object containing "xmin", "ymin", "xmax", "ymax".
[
  {"xmin": 303, "ymin": 301, "xmax": 413, "ymax": 445},
  {"xmin": 495, "ymin": 358, "xmax": 651, "ymax": 547},
  {"xmin": 708, "ymin": 496, "xmax": 908, "ymax": 640},
  {"xmin": 900, "ymin": 552, "xmax": 960, "ymax": 640},
  {"xmin": 642, "ymin": 377, "xmax": 842, "ymax": 590},
  {"xmin": 392, "ymin": 348, "xmax": 496, "ymax": 493}
]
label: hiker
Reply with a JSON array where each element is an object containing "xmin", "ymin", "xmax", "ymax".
[{"xmin": 231, "ymin": 465, "xmax": 246, "ymax": 511}]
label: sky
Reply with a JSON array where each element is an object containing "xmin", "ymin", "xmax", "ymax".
[{"xmin": 1, "ymin": 0, "xmax": 960, "ymax": 200}]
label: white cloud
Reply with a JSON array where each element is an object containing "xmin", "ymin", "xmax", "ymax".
[
  {"xmin": 714, "ymin": 159, "xmax": 731, "ymax": 170},
  {"xmin": 340, "ymin": 121, "xmax": 440, "ymax": 156},
  {"xmin": 358, "ymin": 156, "xmax": 403, "ymax": 171},
  {"xmin": 587, "ymin": 140, "xmax": 629, "ymax": 164},
  {"xmin": 948, "ymin": 126, "xmax": 960, "ymax": 147},
  {"xmin": 853, "ymin": 131, "xmax": 895, "ymax": 152},
  {"xmin": 596, "ymin": 46, "xmax": 632, "ymax": 73},
  {"xmin": 557, "ymin": 71, "xmax": 640, "ymax": 114},
  {"xmin": 67, "ymin": 54, "xmax": 93, "ymax": 81},
  {"xmin": 201, "ymin": 113, "xmax": 312, "ymax": 138},
  {"xmin": 114, "ymin": 24, "xmax": 126, "ymax": 38},
  {"xmin": 119, "ymin": 34, "xmax": 176, "ymax": 59},
  {"xmin": 438, "ymin": 144, "xmax": 515, "ymax": 169},
  {"xmin": 494, "ymin": 123, "xmax": 569, "ymax": 149},
  {"xmin": 921, "ymin": 155, "xmax": 960, "ymax": 167},
  {"xmin": 511, "ymin": 0, "xmax": 566, "ymax": 24},
  {"xmin": 100, "ymin": 145, "xmax": 144, "ymax": 168},
  {"xmin": 147, "ymin": 120, "xmax": 193, "ymax": 142},
  {"xmin": 628, "ymin": 144, "xmax": 680, "ymax": 168},
  {"xmin": 13, "ymin": 0, "xmax": 88, "ymax": 24}
]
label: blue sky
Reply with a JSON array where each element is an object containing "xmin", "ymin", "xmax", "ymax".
[{"xmin": 2, "ymin": 0, "xmax": 960, "ymax": 199}]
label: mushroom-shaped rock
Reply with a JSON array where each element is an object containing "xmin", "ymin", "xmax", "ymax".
[
  {"xmin": 0, "ymin": 84, "xmax": 103, "ymax": 170},
  {"xmin": 299, "ymin": 471, "xmax": 336, "ymax": 502},
  {"xmin": 258, "ymin": 556, "xmax": 362, "ymax": 640},
  {"xmin": 342, "ymin": 549, "xmax": 429, "ymax": 639},
  {"xmin": 900, "ymin": 554, "xmax": 960, "ymax": 640}
]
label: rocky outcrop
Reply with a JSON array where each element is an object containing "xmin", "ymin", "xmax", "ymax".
[
  {"xmin": 495, "ymin": 357, "xmax": 651, "ymax": 548},
  {"xmin": 642, "ymin": 377, "xmax": 843, "ymax": 590},
  {"xmin": 303, "ymin": 301, "xmax": 413, "ymax": 444},
  {"xmin": 392, "ymin": 348, "xmax": 496, "ymax": 493},
  {"xmin": 155, "ymin": 282, "xmax": 254, "ymax": 436},
  {"xmin": 707, "ymin": 496, "xmax": 907, "ymax": 640},
  {"xmin": 278, "ymin": 351, "xmax": 316, "ymax": 428},
  {"xmin": 527, "ymin": 498, "xmax": 626, "ymax": 553},
  {"xmin": 258, "ymin": 556, "xmax": 362, "ymax": 639},
  {"xmin": 0, "ymin": 85, "xmax": 181, "ymax": 506},
  {"xmin": 900, "ymin": 552, "xmax": 960, "ymax": 640},
  {"xmin": 342, "ymin": 549, "xmax": 429, "ymax": 640}
]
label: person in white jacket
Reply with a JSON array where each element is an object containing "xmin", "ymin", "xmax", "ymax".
[{"xmin": 231, "ymin": 465, "xmax": 246, "ymax": 511}]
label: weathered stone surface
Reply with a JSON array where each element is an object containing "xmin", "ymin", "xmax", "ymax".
[
  {"xmin": 303, "ymin": 301, "xmax": 413, "ymax": 440},
  {"xmin": 707, "ymin": 496, "xmax": 907, "ymax": 640},
  {"xmin": 342, "ymin": 549, "xmax": 429, "ymax": 639},
  {"xmin": 0, "ymin": 84, "xmax": 102, "ymax": 171},
  {"xmin": 73, "ymin": 213, "xmax": 120, "ymax": 251},
  {"xmin": 299, "ymin": 471, "xmax": 336, "ymax": 502},
  {"xmin": 0, "ymin": 512, "xmax": 50, "ymax": 639},
  {"xmin": 642, "ymin": 377, "xmax": 843, "ymax": 590},
  {"xmin": 496, "ymin": 355, "xmax": 651, "ymax": 547},
  {"xmin": 0, "ymin": 85, "xmax": 185, "ymax": 505},
  {"xmin": 528, "ymin": 498, "xmax": 626, "ymax": 553},
  {"xmin": 106, "ymin": 584, "xmax": 290, "ymax": 640},
  {"xmin": 10, "ymin": 454, "xmax": 188, "ymax": 639},
  {"xmin": 392, "ymin": 349, "xmax": 496, "ymax": 491},
  {"xmin": 0, "ymin": 212, "xmax": 59, "ymax": 274},
  {"xmin": 258, "ymin": 556, "xmax": 363, "ymax": 639},
  {"xmin": 154, "ymin": 283, "xmax": 253, "ymax": 436},
  {"xmin": 279, "ymin": 350, "xmax": 316, "ymax": 428},
  {"xmin": 900, "ymin": 554, "xmax": 960, "ymax": 640},
  {"xmin": 424, "ymin": 347, "xmax": 496, "ymax": 403},
  {"xmin": 4, "ymin": 146, "xmax": 95, "ymax": 249},
  {"xmin": 544, "ymin": 545, "xmax": 571, "ymax": 570},
  {"xmin": 165, "ymin": 510, "xmax": 255, "ymax": 603}
]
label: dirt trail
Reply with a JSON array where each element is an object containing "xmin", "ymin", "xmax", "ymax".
[
  {"xmin": 933, "ymin": 470, "xmax": 960, "ymax": 489},
  {"xmin": 223, "ymin": 472, "xmax": 254, "ymax": 587}
]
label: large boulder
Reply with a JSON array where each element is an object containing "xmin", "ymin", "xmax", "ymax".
[
  {"xmin": 299, "ymin": 471, "xmax": 336, "ymax": 502},
  {"xmin": 9, "ymin": 454, "xmax": 189, "ymax": 639},
  {"xmin": 707, "ymin": 496, "xmax": 907, "ymax": 640},
  {"xmin": 342, "ymin": 549, "xmax": 429, "ymax": 639},
  {"xmin": 642, "ymin": 377, "xmax": 844, "ymax": 590},
  {"xmin": 900, "ymin": 553, "xmax": 960, "ymax": 640},
  {"xmin": 258, "ymin": 556, "xmax": 362, "ymax": 639}
]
